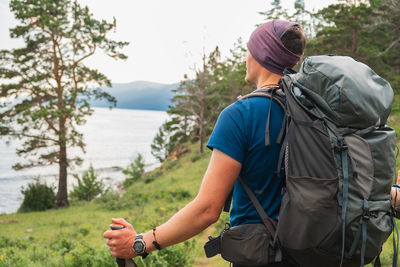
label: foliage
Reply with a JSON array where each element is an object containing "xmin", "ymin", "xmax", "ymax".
[
  {"xmin": 122, "ymin": 153, "xmax": 145, "ymax": 188},
  {"xmin": 96, "ymin": 188, "xmax": 148, "ymax": 211},
  {"xmin": 163, "ymin": 159, "xmax": 180, "ymax": 170},
  {"xmin": 0, "ymin": 235, "xmax": 116, "ymax": 267},
  {"xmin": 0, "ymin": 235, "xmax": 196, "ymax": 267},
  {"xmin": 143, "ymin": 169, "xmax": 164, "ymax": 184},
  {"xmin": 256, "ymin": 0, "xmax": 400, "ymax": 92},
  {"xmin": 151, "ymin": 119, "xmax": 188, "ymax": 162},
  {"xmin": 154, "ymin": 39, "xmax": 251, "ymax": 155},
  {"xmin": 154, "ymin": 189, "xmax": 192, "ymax": 202},
  {"xmin": 95, "ymin": 189, "xmax": 127, "ymax": 210},
  {"xmin": 0, "ymin": 0, "xmax": 128, "ymax": 207},
  {"xmin": 305, "ymin": 0, "xmax": 400, "ymax": 91},
  {"xmin": 0, "ymin": 140, "xmax": 398, "ymax": 266},
  {"xmin": 140, "ymin": 240, "xmax": 196, "ymax": 267},
  {"xmin": 18, "ymin": 179, "xmax": 55, "ymax": 212},
  {"xmin": 70, "ymin": 165, "xmax": 105, "ymax": 202},
  {"xmin": 259, "ymin": 0, "xmax": 289, "ymax": 21}
]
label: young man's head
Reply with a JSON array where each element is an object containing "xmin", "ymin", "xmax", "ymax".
[{"xmin": 245, "ymin": 20, "xmax": 306, "ymax": 84}]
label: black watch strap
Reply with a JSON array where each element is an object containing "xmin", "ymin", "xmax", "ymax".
[{"xmin": 133, "ymin": 234, "xmax": 149, "ymax": 259}]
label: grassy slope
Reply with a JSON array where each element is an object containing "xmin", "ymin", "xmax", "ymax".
[
  {"xmin": 0, "ymin": 143, "xmax": 228, "ymax": 266},
  {"xmin": 1, "ymin": 98, "xmax": 400, "ymax": 266}
]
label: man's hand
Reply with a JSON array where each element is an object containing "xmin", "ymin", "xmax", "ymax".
[{"xmin": 103, "ymin": 218, "xmax": 137, "ymax": 259}]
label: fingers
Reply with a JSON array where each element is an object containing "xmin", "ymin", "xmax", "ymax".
[
  {"xmin": 104, "ymin": 217, "xmax": 137, "ymax": 259},
  {"xmin": 112, "ymin": 218, "xmax": 134, "ymax": 230},
  {"xmin": 397, "ymin": 170, "xmax": 400, "ymax": 184},
  {"xmin": 106, "ymin": 237, "xmax": 116, "ymax": 247},
  {"xmin": 103, "ymin": 230, "xmax": 115, "ymax": 239}
]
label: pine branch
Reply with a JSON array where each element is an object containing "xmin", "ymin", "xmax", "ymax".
[{"xmin": 378, "ymin": 37, "xmax": 400, "ymax": 56}]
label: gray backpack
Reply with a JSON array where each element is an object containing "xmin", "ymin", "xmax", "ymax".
[{"xmin": 276, "ymin": 55, "xmax": 399, "ymax": 267}]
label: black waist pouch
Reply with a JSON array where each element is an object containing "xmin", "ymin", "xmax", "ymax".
[
  {"xmin": 205, "ymin": 177, "xmax": 282, "ymax": 266},
  {"xmin": 205, "ymin": 223, "xmax": 281, "ymax": 266}
]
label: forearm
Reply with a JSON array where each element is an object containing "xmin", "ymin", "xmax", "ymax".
[
  {"xmin": 392, "ymin": 185, "xmax": 400, "ymax": 207},
  {"xmin": 142, "ymin": 196, "xmax": 220, "ymax": 253},
  {"xmin": 104, "ymin": 149, "xmax": 240, "ymax": 259}
]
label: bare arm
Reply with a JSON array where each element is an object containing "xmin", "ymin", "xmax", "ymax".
[
  {"xmin": 391, "ymin": 170, "xmax": 400, "ymax": 208},
  {"xmin": 103, "ymin": 149, "xmax": 241, "ymax": 258}
]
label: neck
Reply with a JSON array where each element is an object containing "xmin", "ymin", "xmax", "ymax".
[{"xmin": 256, "ymin": 71, "xmax": 282, "ymax": 89}]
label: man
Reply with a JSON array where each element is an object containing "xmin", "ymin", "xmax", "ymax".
[{"xmin": 103, "ymin": 20, "xmax": 306, "ymax": 266}]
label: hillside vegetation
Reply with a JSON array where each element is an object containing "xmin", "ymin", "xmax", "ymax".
[
  {"xmin": 1, "ymin": 124, "xmax": 400, "ymax": 267},
  {"xmin": 0, "ymin": 143, "xmax": 230, "ymax": 266},
  {"xmin": 0, "ymin": 101, "xmax": 399, "ymax": 267}
]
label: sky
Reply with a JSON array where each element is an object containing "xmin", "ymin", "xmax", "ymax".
[{"xmin": 0, "ymin": 0, "xmax": 336, "ymax": 84}]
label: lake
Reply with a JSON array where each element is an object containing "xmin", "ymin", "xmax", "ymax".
[{"xmin": 0, "ymin": 108, "xmax": 168, "ymax": 214}]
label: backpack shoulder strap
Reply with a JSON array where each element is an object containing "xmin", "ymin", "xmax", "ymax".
[
  {"xmin": 224, "ymin": 87, "xmax": 287, "ymax": 213},
  {"xmin": 240, "ymin": 87, "xmax": 286, "ymax": 147},
  {"xmin": 238, "ymin": 87, "xmax": 285, "ymax": 110}
]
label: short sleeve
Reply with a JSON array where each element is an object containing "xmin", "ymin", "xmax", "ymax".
[{"xmin": 206, "ymin": 102, "xmax": 247, "ymax": 164}]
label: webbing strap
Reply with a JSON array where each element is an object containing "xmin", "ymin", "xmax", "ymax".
[
  {"xmin": 360, "ymin": 199, "xmax": 369, "ymax": 267},
  {"xmin": 239, "ymin": 177, "xmax": 277, "ymax": 239},
  {"xmin": 392, "ymin": 216, "xmax": 399, "ymax": 267},
  {"xmin": 339, "ymin": 136, "xmax": 349, "ymax": 267},
  {"xmin": 223, "ymin": 190, "xmax": 233, "ymax": 212},
  {"xmin": 374, "ymin": 255, "xmax": 381, "ymax": 267},
  {"xmin": 276, "ymin": 111, "xmax": 286, "ymax": 145},
  {"xmin": 392, "ymin": 145, "xmax": 399, "ymax": 267},
  {"xmin": 239, "ymin": 87, "xmax": 285, "ymax": 148},
  {"xmin": 348, "ymin": 223, "xmax": 362, "ymax": 257},
  {"xmin": 265, "ymin": 89, "xmax": 276, "ymax": 147},
  {"xmin": 275, "ymin": 137, "xmax": 288, "ymax": 177}
]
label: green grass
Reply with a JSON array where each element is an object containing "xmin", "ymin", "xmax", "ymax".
[
  {"xmin": 0, "ymin": 143, "xmax": 229, "ymax": 266},
  {"xmin": 1, "ymin": 101, "xmax": 400, "ymax": 266}
]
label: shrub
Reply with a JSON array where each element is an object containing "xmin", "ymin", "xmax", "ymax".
[
  {"xmin": 123, "ymin": 190, "xmax": 149, "ymax": 206},
  {"xmin": 70, "ymin": 165, "xmax": 104, "ymax": 202},
  {"xmin": 143, "ymin": 169, "xmax": 163, "ymax": 184},
  {"xmin": 163, "ymin": 159, "xmax": 180, "ymax": 170},
  {"xmin": 190, "ymin": 153, "xmax": 204, "ymax": 162},
  {"xmin": 19, "ymin": 179, "xmax": 55, "ymax": 212},
  {"xmin": 0, "ymin": 236, "xmax": 115, "ymax": 267},
  {"xmin": 96, "ymin": 190, "xmax": 128, "ymax": 211},
  {"xmin": 141, "ymin": 240, "xmax": 196, "ymax": 267},
  {"xmin": 155, "ymin": 189, "xmax": 192, "ymax": 201},
  {"xmin": 122, "ymin": 154, "xmax": 145, "ymax": 188}
]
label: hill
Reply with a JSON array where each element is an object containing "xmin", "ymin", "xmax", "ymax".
[
  {"xmin": 89, "ymin": 81, "xmax": 179, "ymax": 111},
  {"xmin": 1, "ymin": 97, "xmax": 399, "ymax": 266},
  {"xmin": 0, "ymin": 143, "xmax": 229, "ymax": 266}
]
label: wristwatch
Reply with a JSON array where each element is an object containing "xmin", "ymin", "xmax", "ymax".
[{"xmin": 132, "ymin": 234, "xmax": 149, "ymax": 259}]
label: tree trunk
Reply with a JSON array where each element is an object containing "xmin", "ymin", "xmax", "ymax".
[
  {"xmin": 55, "ymin": 133, "xmax": 69, "ymax": 207},
  {"xmin": 351, "ymin": 15, "xmax": 358, "ymax": 56},
  {"xmin": 199, "ymin": 93, "xmax": 204, "ymax": 154}
]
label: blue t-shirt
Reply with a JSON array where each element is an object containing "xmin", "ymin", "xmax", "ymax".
[{"xmin": 207, "ymin": 96, "xmax": 284, "ymax": 226}]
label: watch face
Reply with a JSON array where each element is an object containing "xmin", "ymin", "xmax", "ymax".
[{"xmin": 133, "ymin": 240, "xmax": 145, "ymax": 253}]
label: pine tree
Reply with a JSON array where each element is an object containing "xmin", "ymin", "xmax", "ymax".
[
  {"xmin": 0, "ymin": 0, "xmax": 128, "ymax": 207},
  {"xmin": 259, "ymin": 0, "xmax": 290, "ymax": 21},
  {"xmin": 306, "ymin": 0, "xmax": 400, "ymax": 91}
]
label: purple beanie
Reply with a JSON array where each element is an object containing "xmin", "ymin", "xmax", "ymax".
[{"xmin": 247, "ymin": 20, "xmax": 301, "ymax": 75}]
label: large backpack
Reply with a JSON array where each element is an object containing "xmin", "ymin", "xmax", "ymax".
[{"xmin": 275, "ymin": 55, "xmax": 398, "ymax": 267}]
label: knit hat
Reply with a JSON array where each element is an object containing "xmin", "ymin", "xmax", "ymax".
[{"xmin": 247, "ymin": 20, "xmax": 301, "ymax": 75}]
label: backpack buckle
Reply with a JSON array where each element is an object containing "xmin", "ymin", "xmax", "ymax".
[
  {"xmin": 334, "ymin": 137, "xmax": 348, "ymax": 152},
  {"xmin": 362, "ymin": 208, "xmax": 370, "ymax": 221}
]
